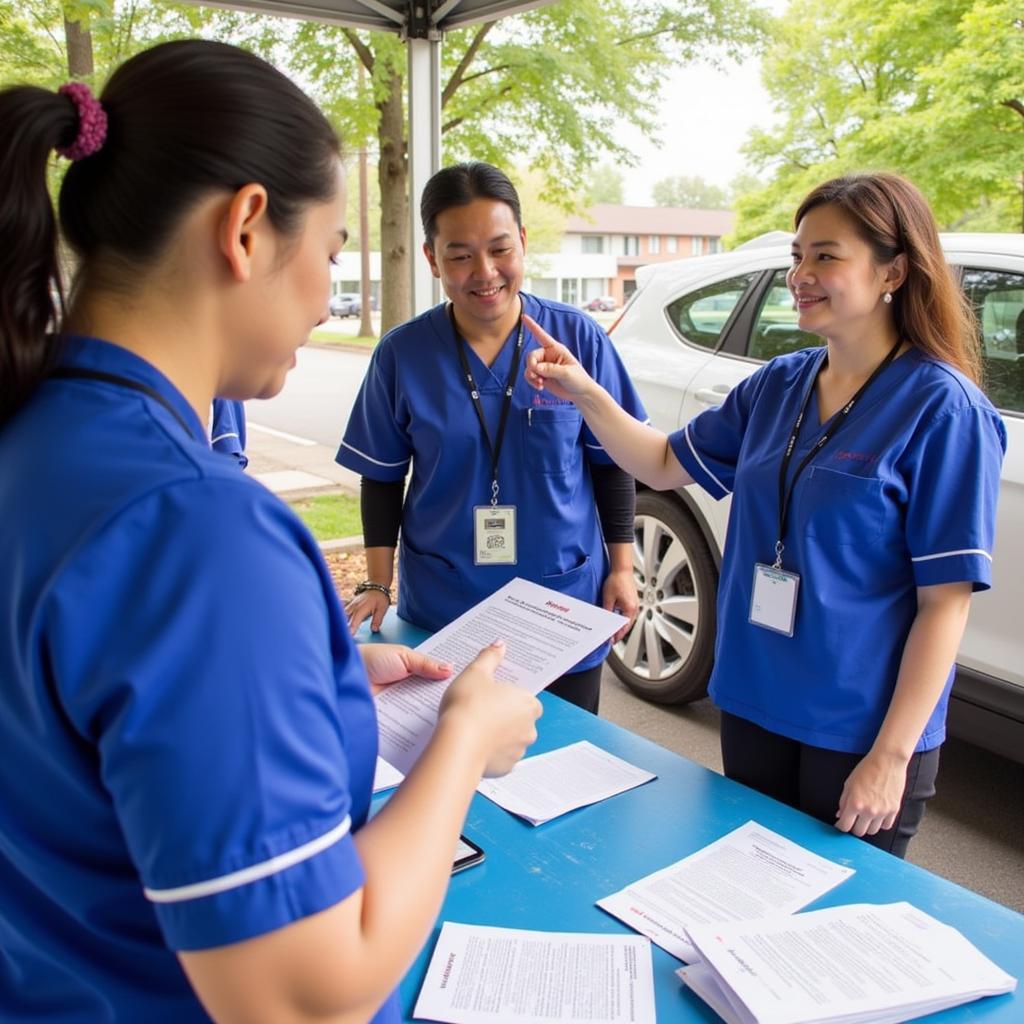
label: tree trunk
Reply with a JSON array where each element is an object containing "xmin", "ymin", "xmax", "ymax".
[
  {"xmin": 358, "ymin": 145, "xmax": 375, "ymax": 339},
  {"xmin": 377, "ymin": 69, "xmax": 410, "ymax": 334},
  {"xmin": 357, "ymin": 62, "xmax": 375, "ymax": 340},
  {"xmin": 63, "ymin": 15, "xmax": 94, "ymax": 78}
]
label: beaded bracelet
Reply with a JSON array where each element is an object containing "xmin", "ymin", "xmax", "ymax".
[{"xmin": 353, "ymin": 580, "xmax": 393, "ymax": 603}]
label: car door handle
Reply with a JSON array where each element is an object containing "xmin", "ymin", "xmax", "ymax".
[{"xmin": 694, "ymin": 385, "xmax": 732, "ymax": 405}]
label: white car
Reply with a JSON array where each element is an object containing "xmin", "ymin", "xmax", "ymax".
[{"xmin": 608, "ymin": 233, "xmax": 1024, "ymax": 763}]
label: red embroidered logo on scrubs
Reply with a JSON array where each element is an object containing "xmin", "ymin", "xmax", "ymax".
[
  {"xmin": 835, "ymin": 450, "xmax": 879, "ymax": 464},
  {"xmin": 532, "ymin": 393, "xmax": 574, "ymax": 407}
]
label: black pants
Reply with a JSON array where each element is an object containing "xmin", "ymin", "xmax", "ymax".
[
  {"xmin": 720, "ymin": 711, "xmax": 940, "ymax": 859},
  {"xmin": 547, "ymin": 664, "xmax": 603, "ymax": 714}
]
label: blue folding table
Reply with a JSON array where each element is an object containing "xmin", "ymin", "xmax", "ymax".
[{"xmin": 363, "ymin": 614, "xmax": 1022, "ymax": 1022}]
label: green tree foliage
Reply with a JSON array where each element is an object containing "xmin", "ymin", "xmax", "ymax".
[
  {"xmin": 2, "ymin": 0, "xmax": 768, "ymax": 329},
  {"xmin": 585, "ymin": 164, "xmax": 625, "ymax": 205},
  {"xmin": 287, "ymin": 0, "xmax": 767, "ymax": 329},
  {"xmin": 0, "ymin": 0, "xmax": 218, "ymax": 86},
  {"xmin": 515, "ymin": 166, "xmax": 570, "ymax": 265},
  {"xmin": 652, "ymin": 173, "xmax": 729, "ymax": 208},
  {"xmin": 732, "ymin": 0, "xmax": 1024, "ymax": 242}
]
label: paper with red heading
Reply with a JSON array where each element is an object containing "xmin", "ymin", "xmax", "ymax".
[{"xmin": 374, "ymin": 577, "xmax": 625, "ymax": 774}]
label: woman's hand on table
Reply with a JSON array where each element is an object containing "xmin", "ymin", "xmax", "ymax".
[{"xmin": 346, "ymin": 588, "xmax": 390, "ymax": 635}]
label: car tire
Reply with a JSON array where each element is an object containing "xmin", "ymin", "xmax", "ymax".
[{"xmin": 607, "ymin": 491, "xmax": 717, "ymax": 704}]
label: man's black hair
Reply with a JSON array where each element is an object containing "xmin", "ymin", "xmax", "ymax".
[{"xmin": 420, "ymin": 161, "xmax": 522, "ymax": 249}]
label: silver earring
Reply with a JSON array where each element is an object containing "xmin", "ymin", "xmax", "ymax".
[{"xmin": 883, "ymin": 292, "xmax": 893, "ymax": 304}]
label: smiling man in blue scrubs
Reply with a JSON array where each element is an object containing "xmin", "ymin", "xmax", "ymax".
[{"xmin": 337, "ymin": 162, "xmax": 646, "ymax": 713}]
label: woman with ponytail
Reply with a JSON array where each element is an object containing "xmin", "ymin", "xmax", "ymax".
[
  {"xmin": 525, "ymin": 172, "xmax": 1006, "ymax": 860},
  {"xmin": 0, "ymin": 40, "xmax": 540, "ymax": 1022}
]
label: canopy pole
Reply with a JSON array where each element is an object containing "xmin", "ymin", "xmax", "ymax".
[{"xmin": 407, "ymin": 33, "xmax": 442, "ymax": 314}]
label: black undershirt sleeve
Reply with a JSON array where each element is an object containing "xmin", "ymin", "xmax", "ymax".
[
  {"xmin": 591, "ymin": 463, "xmax": 636, "ymax": 544},
  {"xmin": 360, "ymin": 476, "xmax": 404, "ymax": 548},
  {"xmin": 360, "ymin": 467, "xmax": 634, "ymax": 548}
]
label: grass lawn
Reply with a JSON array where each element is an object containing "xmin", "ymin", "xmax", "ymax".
[
  {"xmin": 288, "ymin": 493, "xmax": 362, "ymax": 542},
  {"xmin": 309, "ymin": 329, "xmax": 377, "ymax": 349}
]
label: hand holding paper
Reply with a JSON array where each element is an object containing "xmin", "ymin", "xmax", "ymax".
[
  {"xmin": 439, "ymin": 640, "xmax": 542, "ymax": 778},
  {"xmin": 375, "ymin": 579, "xmax": 625, "ymax": 774}
]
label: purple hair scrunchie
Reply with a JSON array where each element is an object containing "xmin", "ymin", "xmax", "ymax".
[{"xmin": 56, "ymin": 82, "xmax": 108, "ymax": 162}]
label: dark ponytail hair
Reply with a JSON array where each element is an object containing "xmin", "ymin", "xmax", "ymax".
[
  {"xmin": 0, "ymin": 39, "xmax": 340, "ymax": 425},
  {"xmin": 795, "ymin": 173, "xmax": 981, "ymax": 384},
  {"xmin": 0, "ymin": 87, "xmax": 78, "ymax": 422}
]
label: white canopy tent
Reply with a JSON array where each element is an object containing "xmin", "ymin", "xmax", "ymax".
[{"xmin": 208, "ymin": 0, "xmax": 558, "ymax": 312}]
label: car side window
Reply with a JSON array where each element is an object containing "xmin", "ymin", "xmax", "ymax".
[
  {"xmin": 665, "ymin": 273, "xmax": 756, "ymax": 350},
  {"xmin": 747, "ymin": 269, "xmax": 819, "ymax": 362},
  {"xmin": 962, "ymin": 268, "xmax": 1024, "ymax": 415}
]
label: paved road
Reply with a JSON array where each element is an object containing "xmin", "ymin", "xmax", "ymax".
[{"xmin": 245, "ymin": 344, "xmax": 368, "ymax": 448}]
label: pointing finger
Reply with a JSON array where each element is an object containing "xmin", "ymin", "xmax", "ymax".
[{"xmin": 522, "ymin": 313, "xmax": 557, "ymax": 349}]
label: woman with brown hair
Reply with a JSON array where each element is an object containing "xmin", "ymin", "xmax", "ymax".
[{"xmin": 524, "ymin": 172, "xmax": 1006, "ymax": 858}]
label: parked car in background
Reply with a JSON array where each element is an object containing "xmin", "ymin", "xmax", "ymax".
[
  {"xmin": 330, "ymin": 292, "xmax": 362, "ymax": 318},
  {"xmin": 583, "ymin": 295, "xmax": 617, "ymax": 312},
  {"xmin": 609, "ymin": 232, "xmax": 1024, "ymax": 762}
]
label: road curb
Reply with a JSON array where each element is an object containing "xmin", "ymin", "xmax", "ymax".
[
  {"xmin": 307, "ymin": 341, "xmax": 376, "ymax": 355},
  {"xmin": 280, "ymin": 484, "xmax": 357, "ymax": 501},
  {"xmin": 319, "ymin": 535, "xmax": 365, "ymax": 553}
]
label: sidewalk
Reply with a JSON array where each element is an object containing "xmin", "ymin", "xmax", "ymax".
[{"xmin": 245, "ymin": 422, "xmax": 359, "ymax": 501}]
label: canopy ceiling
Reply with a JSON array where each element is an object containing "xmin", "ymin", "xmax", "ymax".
[{"xmin": 219, "ymin": 0, "xmax": 556, "ymax": 36}]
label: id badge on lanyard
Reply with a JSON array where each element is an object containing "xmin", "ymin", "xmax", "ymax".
[
  {"xmin": 452, "ymin": 303, "xmax": 524, "ymax": 567},
  {"xmin": 474, "ymin": 504, "xmax": 517, "ymax": 565},
  {"xmin": 749, "ymin": 340, "xmax": 900, "ymax": 638},
  {"xmin": 749, "ymin": 563, "xmax": 799, "ymax": 636}
]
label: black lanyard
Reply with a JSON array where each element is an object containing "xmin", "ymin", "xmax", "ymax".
[
  {"xmin": 774, "ymin": 340, "xmax": 902, "ymax": 567},
  {"xmin": 50, "ymin": 367, "xmax": 198, "ymax": 441},
  {"xmin": 450, "ymin": 304, "xmax": 524, "ymax": 505}
]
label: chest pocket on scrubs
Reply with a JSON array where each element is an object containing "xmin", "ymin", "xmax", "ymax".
[
  {"xmin": 801, "ymin": 465, "xmax": 885, "ymax": 547},
  {"xmin": 522, "ymin": 406, "xmax": 582, "ymax": 475}
]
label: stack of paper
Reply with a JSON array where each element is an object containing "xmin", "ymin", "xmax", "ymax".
[
  {"xmin": 414, "ymin": 921, "xmax": 656, "ymax": 1024},
  {"xmin": 476, "ymin": 740, "xmax": 656, "ymax": 825},
  {"xmin": 676, "ymin": 901, "xmax": 1016, "ymax": 1024},
  {"xmin": 597, "ymin": 822, "xmax": 854, "ymax": 961}
]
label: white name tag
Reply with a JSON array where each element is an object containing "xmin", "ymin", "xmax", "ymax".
[
  {"xmin": 749, "ymin": 563, "xmax": 799, "ymax": 637},
  {"xmin": 474, "ymin": 505, "xmax": 517, "ymax": 565}
]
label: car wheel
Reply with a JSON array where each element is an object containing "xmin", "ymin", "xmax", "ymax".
[{"xmin": 607, "ymin": 491, "xmax": 717, "ymax": 704}]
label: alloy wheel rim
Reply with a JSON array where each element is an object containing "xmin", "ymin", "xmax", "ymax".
[{"xmin": 613, "ymin": 513, "xmax": 700, "ymax": 681}]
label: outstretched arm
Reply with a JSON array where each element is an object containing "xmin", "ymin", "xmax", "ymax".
[{"xmin": 523, "ymin": 314, "xmax": 692, "ymax": 491}]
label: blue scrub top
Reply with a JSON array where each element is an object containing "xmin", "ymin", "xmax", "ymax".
[
  {"xmin": 0, "ymin": 337, "xmax": 398, "ymax": 1023},
  {"xmin": 670, "ymin": 346, "xmax": 1006, "ymax": 754},
  {"xmin": 337, "ymin": 293, "xmax": 647, "ymax": 671},
  {"xmin": 210, "ymin": 397, "xmax": 248, "ymax": 468}
]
